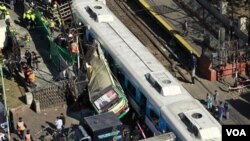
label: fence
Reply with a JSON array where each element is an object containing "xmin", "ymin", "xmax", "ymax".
[{"xmin": 35, "ymin": 10, "xmax": 76, "ymax": 68}]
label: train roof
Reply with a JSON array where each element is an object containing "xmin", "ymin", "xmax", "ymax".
[{"xmin": 72, "ymin": 0, "xmax": 221, "ymax": 140}]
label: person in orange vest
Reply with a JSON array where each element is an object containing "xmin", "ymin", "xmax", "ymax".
[
  {"xmin": 27, "ymin": 70, "xmax": 35, "ymax": 84},
  {"xmin": 69, "ymin": 42, "xmax": 78, "ymax": 54},
  {"xmin": 25, "ymin": 129, "xmax": 33, "ymax": 141},
  {"xmin": 16, "ymin": 117, "xmax": 26, "ymax": 140}
]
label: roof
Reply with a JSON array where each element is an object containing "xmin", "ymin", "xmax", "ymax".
[
  {"xmin": 84, "ymin": 112, "xmax": 122, "ymax": 132},
  {"xmin": 88, "ymin": 45, "xmax": 114, "ymax": 100},
  {"xmin": 139, "ymin": 132, "xmax": 176, "ymax": 141}
]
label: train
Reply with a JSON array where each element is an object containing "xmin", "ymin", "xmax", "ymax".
[{"xmin": 72, "ymin": 0, "xmax": 222, "ymax": 140}]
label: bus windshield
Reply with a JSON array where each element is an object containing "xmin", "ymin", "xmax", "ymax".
[{"xmin": 94, "ymin": 89, "xmax": 119, "ymax": 110}]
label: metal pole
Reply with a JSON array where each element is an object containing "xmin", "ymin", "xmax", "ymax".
[
  {"xmin": 76, "ymin": 35, "xmax": 80, "ymax": 70},
  {"xmin": 0, "ymin": 64, "xmax": 10, "ymax": 140}
]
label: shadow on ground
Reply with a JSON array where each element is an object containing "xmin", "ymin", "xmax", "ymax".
[{"xmin": 228, "ymin": 98, "xmax": 250, "ymax": 119}]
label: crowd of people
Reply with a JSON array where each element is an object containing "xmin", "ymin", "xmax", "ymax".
[{"xmin": 206, "ymin": 90, "xmax": 230, "ymax": 123}]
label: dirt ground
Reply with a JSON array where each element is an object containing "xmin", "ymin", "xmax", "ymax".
[{"xmin": 4, "ymin": 76, "xmax": 26, "ymax": 109}]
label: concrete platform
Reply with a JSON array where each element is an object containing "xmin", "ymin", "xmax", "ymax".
[{"xmin": 139, "ymin": 0, "xmax": 220, "ymax": 57}]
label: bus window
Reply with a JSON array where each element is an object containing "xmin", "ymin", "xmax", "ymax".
[{"xmin": 127, "ymin": 80, "xmax": 136, "ymax": 98}]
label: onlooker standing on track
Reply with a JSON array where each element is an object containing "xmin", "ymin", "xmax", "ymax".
[
  {"xmin": 190, "ymin": 51, "xmax": 197, "ymax": 84},
  {"xmin": 16, "ymin": 117, "xmax": 26, "ymax": 140},
  {"xmin": 224, "ymin": 102, "xmax": 230, "ymax": 120},
  {"xmin": 183, "ymin": 20, "xmax": 189, "ymax": 36},
  {"xmin": 214, "ymin": 90, "xmax": 220, "ymax": 107},
  {"xmin": 218, "ymin": 101, "xmax": 225, "ymax": 123},
  {"xmin": 206, "ymin": 93, "xmax": 213, "ymax": 110}
]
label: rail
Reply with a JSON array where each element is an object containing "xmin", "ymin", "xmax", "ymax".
[{"xmin": 139, "ymin": 0, "xmax": 200, "ymax": 58}]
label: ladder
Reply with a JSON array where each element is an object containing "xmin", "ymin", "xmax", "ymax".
[{"xmin": 52, "ymin": 0, "xmax": 73, "ymax": 28}]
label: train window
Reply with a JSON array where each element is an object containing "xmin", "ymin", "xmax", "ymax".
[
  {"xmin": 117, "ymin": 70, "xmax": 125, "ymax": 84},
  {"xmin": 106, "ymin": 54, "xmax": 114, "ymax": 66},
  {"xmin": 127, "ymin": 80, "xmax": 136, "ymax": 98},
  {"xmin": 88, "ymin": 33, "xmax": 94, "ymax": 44},
  {"xmin": 149, "ymin": 109, "xmax": 159, "ymax": 126},
  {"xmin": 140, "ymin": 93, "xmax": 146, "ymax": 108},
  {"xmin": 139, "ymin": 93, "xmax": 147, "ymax": 115}
]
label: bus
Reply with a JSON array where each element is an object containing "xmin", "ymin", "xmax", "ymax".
[{"xmin": 86, "ymin": 42, "xmax": 129, "ymax": 119}]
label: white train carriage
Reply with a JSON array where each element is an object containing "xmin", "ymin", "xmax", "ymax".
[{"xmin": 72, "ymin": 0, "xmax": 222, "ymax": 140}]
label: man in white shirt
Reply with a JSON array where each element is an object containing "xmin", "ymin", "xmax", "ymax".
[
  {"xmin": 0, "ymin": 132, "xmax": 6, "ymax": 141},
  {"xmin": 55, "ymin": 116, "xmax": 63, "ymax": 131}
]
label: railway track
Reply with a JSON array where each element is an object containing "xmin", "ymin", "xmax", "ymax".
[
  {"xmin": 107, "ymin": 1, "xmax": 173, "ymax": 71},
  {"xmin": 107, "ymin": 0, "xmax": 198, "ymax": 82}
]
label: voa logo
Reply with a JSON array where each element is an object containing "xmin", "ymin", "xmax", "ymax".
[{"xmin": 226, "ymin": 129, "xmax": 246, "ymax": 136}]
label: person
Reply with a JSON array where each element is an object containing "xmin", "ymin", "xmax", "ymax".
[
  {"xmin": 44, "ymin": 132, "xmax": 53, "ymax": 141},
  {"xmin": 22, "ymin": 63, "xmax": 29, "ymax": 82},
  {"xmin": 0, "ymin": 4, "xmax": 9, "ymax": 17},
  {"xmin": 183, "ymin": 20, "xmax": 188, "ymax": 36},
  {"xmin": 16, "ymin": 117, "xmax": 26, "ymax": 140},
  {"xmin": 25, "ymin": 50, "xmax": 32, "ymax": 67},
  {"xmin": 49, "ymin": 19, "xmax": 55, "ymax": 35},
  {"xmin": 41, "ymin": 13, "xmax": 48, "ymax": 26},
  {"xmin": 31, "ymin": 51, "xmax": 39, "ymax": 70},
  {"xmin": 206, "ymin": 93, "xmax": 213, "ymax": 110},
  {"xmin": 218, "ymin": 101, "xmax": 224, "ymax": 123},
  {"xmin": 214, "ymin": 90, "xmax": 220, "ymax": 106},
  {"xmin": 224, "ymin": 102, "xmax": 230, "ymax": 120},
  {"xmin": 190, "ymin": 52, "xmax": 197, "ymax": 84},
  {"xmin": 30, "ymin": 11, "xmax": 36, "ymax": 29},
  {"xmin": 23, "ymin": 8, "xmax": 33, "ymax": 29},
  {"xmin": 60, "ymin": 113, "xmax": 66, "ymax": 128},
  {"xmin": 0, "ymin": 132, "xmax": 7, "ymax": 141},
  {"xmin": 55, "ymin": 116, "xmax": 63, "ymax": 132},
  {"xmin": 69, "ymin": 42, "xmax": 78, "ymax": 54},
  {"xmin": 25, "ymin": 33, "xmax": 31, "ymax": 43},
  {"xmin": 24, "ymin": 129, "xmax": 33, "ymax": 141},
  {"xmin": 27, "ymin": 69, "xmax": 35, "ymax": 85}
]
